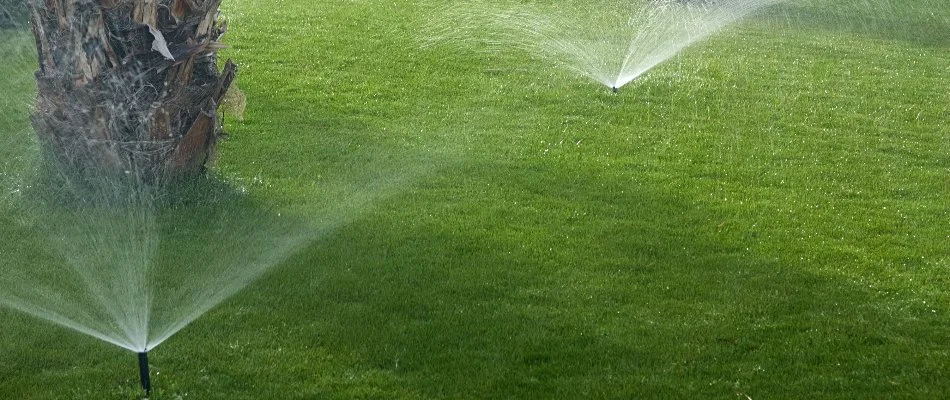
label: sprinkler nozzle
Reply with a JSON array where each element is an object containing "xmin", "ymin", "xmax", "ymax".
[
  {"xmin": 138, "ymin": 351, "xmax": 151, "ymax": 397},
  {"xmin": 611, "ymin": 86, "xmax": 619, "ymax": 93}
]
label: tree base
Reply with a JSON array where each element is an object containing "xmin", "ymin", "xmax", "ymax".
[{"xmin": 29, "ymin": 0, "xmax": 235, "ymax": 184}]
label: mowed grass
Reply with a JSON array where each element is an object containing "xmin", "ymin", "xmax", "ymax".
[{"xmin": 1, "ymin": 0, "xmax": 949, "ymax": 398}]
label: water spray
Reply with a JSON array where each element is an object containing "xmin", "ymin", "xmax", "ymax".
[
  {"xmin": 426, "ymin": 1, "xmax": 785, "ymax": 93},
  {"xmin": 137, "ymin": 351, "xmax": 151, "ymax": 397}
]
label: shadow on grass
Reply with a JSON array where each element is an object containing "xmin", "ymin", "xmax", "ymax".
[{"xmin": 205, "ymin": 159, "xmax": 950, "ymax": 399}]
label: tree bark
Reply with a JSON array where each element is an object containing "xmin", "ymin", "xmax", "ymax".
[{"xmin": 28, "ymin": 0, "xmax": 235, "ymax": 183}]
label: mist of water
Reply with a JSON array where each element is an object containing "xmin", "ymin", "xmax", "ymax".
[
  {"xmin": 0, "ymin": 176, "xmax": 309, "ymax": 352},
  {"xmin": 422, "ymin": 0, "xmax": 783, "ymax": 90},
  {"xmin": 0, "ymin": 13, "xmax": 434, "ymax": 356}
]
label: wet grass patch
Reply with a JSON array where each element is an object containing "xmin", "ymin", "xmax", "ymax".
[{"xmin": 1, "ymin": 0, "xmax": 948, "ymax": 398}]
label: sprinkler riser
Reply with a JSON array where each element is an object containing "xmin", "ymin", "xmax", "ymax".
[{"xmin": 138, "ymin": 351, "xmax": 151, "ymax": 396}]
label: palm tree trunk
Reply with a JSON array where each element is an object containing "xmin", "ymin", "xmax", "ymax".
[{"xmin": 28, "ymin": 0, "xmax": 235, "ymax": 183}]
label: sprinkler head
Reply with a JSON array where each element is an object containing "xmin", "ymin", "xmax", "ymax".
[
  {"xmin": 611, "ymin": 86, "xmax": 619, "ymax": 94},
  {"xmin": 138, "ymin": 351, "xmax": 151, "ymax": 397}
]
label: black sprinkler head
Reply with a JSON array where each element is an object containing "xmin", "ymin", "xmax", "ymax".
[
  {"xmin": 612, "ymin": 86, "xmax": 619, "ymax": 93},
  {"xmin": 138, "ymin": 351, "xmax": 151, "ymax": 397}
]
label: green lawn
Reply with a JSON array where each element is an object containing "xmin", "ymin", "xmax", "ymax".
[{"xmin": 1, "ymin": 0, "xmax": 948, "ymax": 398}]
